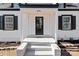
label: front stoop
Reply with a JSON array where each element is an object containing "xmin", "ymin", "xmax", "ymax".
[
  {"xmin": 17, "ymin": 38, "xmax": 61, "ymax": 56},
  {"xmin": 24, "ymin": 43, "xmax": 53, "ymax": 56}
]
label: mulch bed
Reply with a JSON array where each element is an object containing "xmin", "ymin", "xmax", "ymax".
[{"xmin": 58, "ymin": 42, "xmax": 79, "ymax": 56}]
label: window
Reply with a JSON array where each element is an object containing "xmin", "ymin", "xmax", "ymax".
[
  {"xmin": 4, "ymin": 15, "xmax": 14, "ymax": 30},
  {"xmin": 0, "ymin": 15, "xmax": 18, "ymax": 30},
  {"xmin": 58, "ymin": 15, "xmax": 76, "ymax": 30},
  {"xmin": 62, "ymin": 16, "xmax": 71, "ymax": 30}
]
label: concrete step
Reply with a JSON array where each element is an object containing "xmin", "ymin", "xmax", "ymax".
[
  {"xmin": 24, "ymin": 50, "xmax": 53, "ymax": 56},
  {"xmin": 22, "ymin": 38, "xmax": 56, "ymax": 43},
  {"xmin": 27, "ymin": 45, "xmax": 52, "ymax": 51},
  {"xmin": 28, "ymin": 43, "xmax": 51, "ymax": 46}
]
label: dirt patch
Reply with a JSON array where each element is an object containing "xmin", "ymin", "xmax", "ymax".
[{"xmin": 0, "ymin": 42, "xmax": 20, "ymax": 56}]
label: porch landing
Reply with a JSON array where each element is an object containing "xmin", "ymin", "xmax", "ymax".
[{"xmin": 22, "ymin": 38, "xmax": 56, "ymax": 43}]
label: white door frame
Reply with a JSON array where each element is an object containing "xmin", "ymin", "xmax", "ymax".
[{"xmin": 28, "ymin": 13, "xmax": 50, "ymax": 36}]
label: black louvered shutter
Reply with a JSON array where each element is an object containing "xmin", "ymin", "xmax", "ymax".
[
  {"xmin": 71, "ymin": 16, "xmax": 76, "ymax": 30},
  {"xmin": 58, "ymin": 16, "xmax": 62, "ymax": 30},
  {"xmin": 14, "ymin": 16, "xmax": 18, "ymax": 30},
  {"xmin": 3, "ymin": 16, "xmax": 5, "ymax": 30},
  {"xmin": 0, "ymin": 16, "xmax": 3, "ymax": 30},
  {"xmin": 0, "ymin": 16, "xmax": 4, "ymax": 30}
]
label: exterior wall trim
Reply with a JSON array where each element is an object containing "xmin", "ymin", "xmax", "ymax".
[
  {"xmin": 19, "ymin": 3, "xmax": 59, "ymax": 8},
  {"xmin": 58, "ymin": 9, "xmax": 79, "ymax": 11},
  {"xmin": 0, "ymin": 9, "xmax": 20, "ymax": 11}
]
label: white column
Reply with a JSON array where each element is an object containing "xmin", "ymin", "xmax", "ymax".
[{"xmin": 55, "ymin": 9, "xmax": 58, "ymax": 43}]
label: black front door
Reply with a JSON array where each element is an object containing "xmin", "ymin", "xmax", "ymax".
[{"xmin": 35, "ymin": 17, "xmax": 43, "ymax": 35}]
